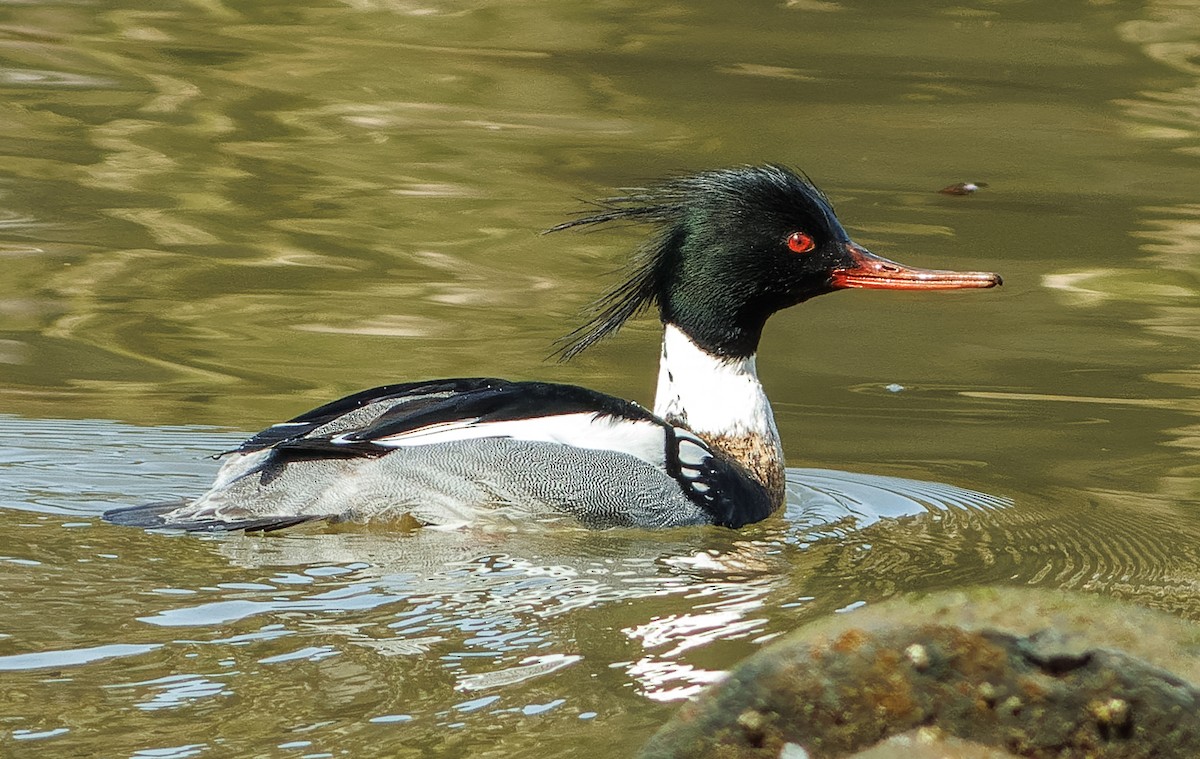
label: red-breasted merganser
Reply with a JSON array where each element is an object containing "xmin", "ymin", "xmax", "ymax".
[{"xmin": 103, "ymin": 165, "xmax": 1001, "ymax": 532}]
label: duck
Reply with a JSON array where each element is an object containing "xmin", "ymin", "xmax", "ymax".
[{"xmin": 103, "ymin": 165, "xmax": 1001, "ymax": 532}]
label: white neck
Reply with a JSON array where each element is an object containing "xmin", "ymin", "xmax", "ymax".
[{"xmin": 653, "ymin": 324, "xmax": 783, "ymax": 459}]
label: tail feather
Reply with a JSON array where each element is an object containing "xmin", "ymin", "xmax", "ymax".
[
  {"xmin": 102, "ymin": 500, "xmax": 188, "ymax": 528},
  {"xmin": 103, "ymin": 500, "xmax": 325, "ymax": 533}
]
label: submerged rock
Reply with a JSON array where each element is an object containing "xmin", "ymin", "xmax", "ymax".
[{"xmin": 639, "ymin": 588, "xmax": 1200, "ymax": 759}]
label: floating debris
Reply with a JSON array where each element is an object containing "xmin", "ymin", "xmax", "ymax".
[{"xmin": 939, "ymin": 181, "xmax": 988, "ymax": 196}]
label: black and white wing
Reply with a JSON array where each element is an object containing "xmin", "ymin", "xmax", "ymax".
[
  {"xmin": 105, "ymin": 378, "xmax": 772, "ymax": 530},
  {"xmin": 229, "ymin": 378, "xmax": 671, "ymax": 466}
]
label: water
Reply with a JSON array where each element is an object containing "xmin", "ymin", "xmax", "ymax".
[{"xmin": 3, "ymin": 0, "xmax": 1200, "ymax": 756}]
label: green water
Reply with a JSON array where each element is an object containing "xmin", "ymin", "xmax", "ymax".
[{"xmin": 2, "ymin": 1, "xmax": 1200, "ymax": 756}]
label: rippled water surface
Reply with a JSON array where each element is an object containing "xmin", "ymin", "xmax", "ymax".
[{"xmin": 3, "ymin": 1, "xmax": 1200, "ymax": 756}]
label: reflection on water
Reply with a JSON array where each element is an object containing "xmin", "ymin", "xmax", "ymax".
[
  {"xmin": 2, "ymin": 413, "xmax": 1199, "ymax": 755},
  {"xmin": 0, "ymin": 415, "xmax": 1004, "ymax": 741},
  {"xmin": 1044, "ymin": 2, "xmax": 1200, "ymax": 521},
  {"xmin": 3, "ymin": 0, "xmax": 1200, "ymax": 756},
  {"xmin": 0, "ymin": 416, "xmax": 956, "ymax": 751},
  {"xmin": 1118, "ymin": 2, "xmax": 1200, "ymax": 153}
]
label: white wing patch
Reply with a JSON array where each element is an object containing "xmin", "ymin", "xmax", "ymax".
[
  {"xmin": 675, "ymin": 439, "xmax": 711, "ymax": 469},
  {"xmin": 667, "ymin": 427, "xmax": 726, "ymax": 505},
  {"xmin": 363, "ymin": 412, "xmax": 669, "ymax": 469}
]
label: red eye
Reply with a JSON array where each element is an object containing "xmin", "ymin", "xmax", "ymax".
[{"xmin": 787, "ymin": 231, "xmax": 815, "ymax": 254}]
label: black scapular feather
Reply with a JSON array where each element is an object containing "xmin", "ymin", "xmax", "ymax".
[{"xmin": 545, "ymin": 164, "xmax": 832, "ymax": 361}]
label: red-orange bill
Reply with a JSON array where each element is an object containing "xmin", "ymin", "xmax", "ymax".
[{"xmin": 831, "ymin": 244, "xmax": 1002, "ymax": 291}]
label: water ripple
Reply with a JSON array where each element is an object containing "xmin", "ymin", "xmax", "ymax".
[{"xmin": 0, "ymin": 67, "xmax": 120, "ymax": 88}]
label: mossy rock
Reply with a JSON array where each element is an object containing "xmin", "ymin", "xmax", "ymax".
[{"xmin": 640, "ymin": 588, "xmax": 1200, "ymax": 759}]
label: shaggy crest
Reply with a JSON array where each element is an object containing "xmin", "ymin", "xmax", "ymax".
[{"xmin": 546, "ymin": 164, "xmax": 831, "ymax": 361}]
